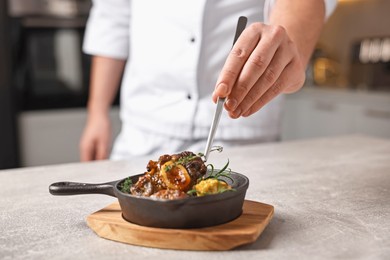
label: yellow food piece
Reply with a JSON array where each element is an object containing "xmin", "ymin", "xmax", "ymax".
[
  {"xmin": 194, "ymin": 178, "xmax": 231, "ymax": 196},
  {"xmin": 160, "ymin": 161, "xmax": 191, "ymax": 190}
]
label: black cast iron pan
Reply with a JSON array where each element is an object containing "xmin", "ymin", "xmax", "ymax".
[{"xmin": 49, "ymin": 171, "xmax": 249, "ymax": 229}]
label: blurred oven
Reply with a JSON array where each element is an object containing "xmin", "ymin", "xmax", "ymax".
[
  {"xmin": 0, "ymin": 0, "xmax": 123, "ymax": 168},
  {"xmin": 0, "ymin": 0, "xmax": 18, "ymax": 169},
  {"xmin": 8, "ymin": 0, "xmax": 93, "ymax": 110}
]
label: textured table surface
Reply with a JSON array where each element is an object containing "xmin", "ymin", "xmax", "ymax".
[{"xmin": 1, "ymin": 135, "xmax": 389, "ymax": 260}]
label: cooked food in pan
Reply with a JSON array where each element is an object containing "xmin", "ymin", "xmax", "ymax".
[{"xmin": 120, "ymin": 151, "xmax": 234, "ymax": 200}]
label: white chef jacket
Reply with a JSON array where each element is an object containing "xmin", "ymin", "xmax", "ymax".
[{"xmin": 83, "ymin": 0, "xmax": 337, "ymax": 156}]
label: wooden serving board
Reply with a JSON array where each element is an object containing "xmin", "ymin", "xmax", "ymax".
[{"xmin": 86, "ymin": 200, "xmax": 274, "ymax": 251}]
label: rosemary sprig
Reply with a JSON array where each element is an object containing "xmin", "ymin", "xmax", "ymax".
[
  {"xmin": 187, "ymin": 159, "xmax": 235, "ymax": 196},
  {"xmin": 186, "ymin": 189, "xmax": 198, "ymax": 196},
  {"xmin": 205, "ymin": 159, "xmax": 233, "ymax": 182},
  {"xmin": 207, "ymin": 163, "xmax": 215, "ymax": 174}
]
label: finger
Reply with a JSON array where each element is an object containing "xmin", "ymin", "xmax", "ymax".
[
  {"xmin": 240, "ymin": 81, "xmax": 283, "ymax": 118},
  {"xmin": 212, "ymin": 24, "xmax": 262, "ymax": 102},
  {"xmin": 96, "ymin": 138, "xmax": 109, "ymax": 160},
  {"xmin": 80, "ymin": 138, "xmax": 95, "ymax": 162},
  {"xmin": 242, "ymin": 60, "xmax": 302, "ymax": 117},
  {"xmin": 233, "ymin": 44, "xmax": 294, "ymax": 118},
  {"xmin": 225, "ymin": 26, "xmax": 286, "ymax": 113}
]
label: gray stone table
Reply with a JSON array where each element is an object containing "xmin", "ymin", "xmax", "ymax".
[{"xmin": 1, "ymin": 135, "xmax": 389, "ymax": 259}]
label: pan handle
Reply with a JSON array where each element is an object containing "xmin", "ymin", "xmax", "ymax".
[{"xmin": 49, "ymin": 181, "xmax": 117, "ymax": 197}]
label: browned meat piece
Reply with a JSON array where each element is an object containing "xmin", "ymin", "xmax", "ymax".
[
  {"xmin": 131, "ymin": 151, "xmax": 207, "ymax": 197},
  {"xmin": 169, "ymin": 151, "xmax": 207, "ymax": 189},
  {"xmin": 171, "ymin": 151, "xmax": 193, "ymax": 160},
  {"xmin": 150, "ymin": 189, "xmax": 188, "ymax": 200},
  {"xmin": 184, "ymin": 156, "xmax": 207, "ymax": 186},
  {"xmin": 158, "ymin": 154, "xmax": 172, "ymax": 167},
  {"xmin": 146, "ymin": 160, "xmax": 158, "ymax": 172},
  {"xmin": 130, "ymin": 175, "xmax": 154, "ymax": 196}
]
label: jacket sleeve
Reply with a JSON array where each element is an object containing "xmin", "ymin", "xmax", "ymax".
[
  {"xmin": 83, "ymin": 0, "xmax": 130, "ymax": 60},
  {"xmin": 263, "ymin": 0, "xmax": 338, "ymax": 23}
]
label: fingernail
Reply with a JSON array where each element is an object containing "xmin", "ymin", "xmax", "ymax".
[
  {"xmin": 212, "ymin": 91, "xmax": 217, "ymax": 102},
  {"xmin": 216, "ymin": 83, "xmax": 228, "ymax": 95},
  {"xmin": 242, "ymin": 110, "xmax": 250, "ymax": 117},
  {"xmin": 226, "ymin": 99, "xmax": 237, "ymax": 110},
  {"xmin": 234, "ymin": 109, "xmax": 242, "ymax": 118},
  {"xmin": 229, "ymin": 108, "xmax": 241, "ymax": 119}
]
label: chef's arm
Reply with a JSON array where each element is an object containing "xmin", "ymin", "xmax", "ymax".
[
  {"xmin": 79, "ymin": 56, "xmax": 125, "ymax": 161},
  {"xmin": 268, "ymin": 0, "xmax": 325, "ymax": 71},
  {"xmin": 213, "ymin": 0, "xmax": 335, "ymax": 119},
  {"xmin": 87, "ymin": 56, "xmax": 124, "ymax": 119}
]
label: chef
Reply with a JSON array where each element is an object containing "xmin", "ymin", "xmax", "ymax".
[{"xmin": 80, "ymin": 0, "xmax": 337, "ymax": 161}]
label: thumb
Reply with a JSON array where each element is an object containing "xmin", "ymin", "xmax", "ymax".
[{"xmin": 212, "ymin": 82, "xmax": 230, "ymax": 103}]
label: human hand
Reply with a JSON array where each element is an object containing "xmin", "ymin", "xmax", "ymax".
[
  {"xmin": 79, "ymin": 113, "xmax": 112, "ymax": 161},
  {"xmin": 212, "ymin": 23, "xmax": 306, "ymax": 118}
]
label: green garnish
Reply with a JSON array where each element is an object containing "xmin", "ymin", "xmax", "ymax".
[
  {"xmin": 120, "ymin": 177, "xmax": 133, "ymax": 193},
  {"xmin": 187, "ymin": 159, "xmax": 236, "ymax": 196},
  {"xmin": 175, "ymin": 152, "xmax": 203, "ymax": 165},
  {"xmin": 164, "ymin": 164, "xmax": 173, "ymax": 172},
  {"xmin": 186, "ymin": 189, "xmax": 198, "ymax": 196},
  {"xmin": 205, "ymin": 159, "xmax": 233, "ymax": 182},
  {"xmin": 165, "ymin": 152, "xmax": 204, "ymax": 172}
]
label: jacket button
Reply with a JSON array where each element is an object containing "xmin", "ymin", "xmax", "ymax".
[
  {"xmin": 190, "ymin": 37, "xmax": 195, "ymax": 43},
  {"xmin": 187, "ymin": 94, "xmax": 192, "ymax": 100}
]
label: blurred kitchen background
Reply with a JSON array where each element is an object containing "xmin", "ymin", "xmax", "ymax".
[{"xmin": 0, "ymin": 0, "xmax": 389, "ymax": 169}]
